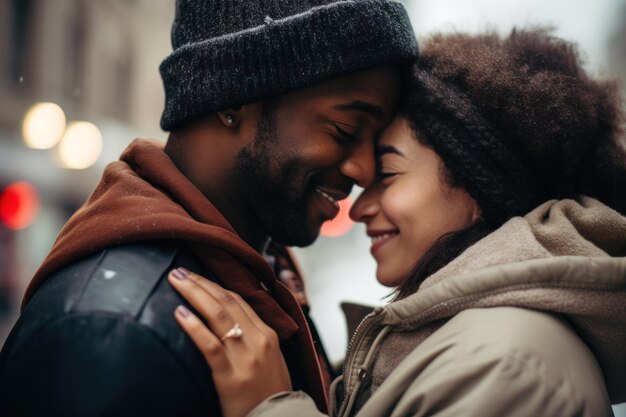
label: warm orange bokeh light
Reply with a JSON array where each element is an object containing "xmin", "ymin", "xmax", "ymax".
[
  {"xmin": 0, "ymin": 182, "xmax": 40, "ymax": 230},
  {"xmin": 321, "ymin": 197, "xmax": 354, "ymax": 238}
]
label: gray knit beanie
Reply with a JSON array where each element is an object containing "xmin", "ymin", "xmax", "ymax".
[{"xmin": 159, "ymin": 0, "xmax": 418, "ymax": 131}]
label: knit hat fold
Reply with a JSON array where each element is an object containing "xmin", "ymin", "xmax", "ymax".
[{"xmin": 160, "ymin": 0, "xmax": 418, "ymax": 131}]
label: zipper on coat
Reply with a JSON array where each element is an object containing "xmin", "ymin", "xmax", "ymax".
[
  {"xmin": 338, "ymin": 309, "xmax": 380, "ymax": 417},
  {"xmin": 340, "ymin": 325, "xmax": 391, "ymax": 417},
  {"xmin": 339, "ymin": 309, "xmax": 390, "ymax": 417},
  {"xmin": 343, "ymin": 308, "xmax": 381, "ymax": 374}
]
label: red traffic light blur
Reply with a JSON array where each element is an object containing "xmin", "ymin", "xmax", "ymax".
[
  {"xmin": 321, "ymin": 197, "xmax": 354, "ymax": 238},
  {"xmin": 0, "ymin": 181, "xmax": 40, "ymax": 230}
]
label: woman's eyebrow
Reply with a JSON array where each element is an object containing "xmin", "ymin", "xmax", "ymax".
[{"xmin": 375, "ymin": 145, "xmax": 403, "ymax": 157}]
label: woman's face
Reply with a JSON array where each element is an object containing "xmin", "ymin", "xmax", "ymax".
[{"xmin": 350, "ymin": 117, "xmax": 481, "ymax": 287}]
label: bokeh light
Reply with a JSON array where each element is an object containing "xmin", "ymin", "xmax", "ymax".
[
  {"xmin": 57, "ymin": 121, "xmax": 103, "ymax": 169},
  {"xmin": 22, "ymin": 102, "xmax": 67, "ymax": 149},
  {"xmin": 321, "ymin": 197, "xmax": 354, "ymax": 238},
  {"xmin": 0, "ymin": 181, "xmax": 40, "ymax": 230}
]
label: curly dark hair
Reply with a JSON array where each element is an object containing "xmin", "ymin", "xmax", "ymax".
[
  {"xmin": 394, "ymin": 28, "xmax": 626, "ymax": 299},
  {"xmin": 404, "ymin": 27, "xmax": 626, "ymax": 220}
]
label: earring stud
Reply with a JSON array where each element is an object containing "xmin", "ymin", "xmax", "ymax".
[{"xmin": 225, "ymin": 114, "xmax": 234, "ymax": 125}]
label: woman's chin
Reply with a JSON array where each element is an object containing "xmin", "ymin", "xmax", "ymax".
[
  {"xmin": 375, "ymin": 269, "xmax": 404, "ymax": 288},
  {"xmin": 376, "ymin": 261, "xmax": 415, "ymax": 288}
]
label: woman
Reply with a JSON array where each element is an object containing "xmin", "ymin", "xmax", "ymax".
[{"xmin": 168, "ymin": 29, "xmax": 626, "ymax": 417}]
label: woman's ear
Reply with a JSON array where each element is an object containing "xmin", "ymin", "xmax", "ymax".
[
  {"xmin": 471, "ymin": 202, "xmax": 482, "ymax": 223},
  {"xmin": 217, "ymin": 107, "xmax": 242, "ymax": 128},
  {"xmin": 459, "ymin": 189, "xmax": 482, "ymax": 224}
]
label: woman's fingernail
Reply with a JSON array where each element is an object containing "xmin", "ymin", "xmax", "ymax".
[
  {"xmin": 171, "ymin": 267, "xmax": 189, "ymax": 281},
  {"xmin": 176, "ymin": 305, "xmax": 191, "ymax": 318}
]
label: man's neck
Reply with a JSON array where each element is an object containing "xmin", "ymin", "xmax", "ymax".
[{"xmin": 165, "ymin": 131, "xmax": 270, "ymax": 253}]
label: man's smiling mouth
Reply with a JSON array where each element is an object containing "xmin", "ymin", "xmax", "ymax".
[{"xmin": 315, "ymin": 188, "xmax": 340, "ymax": 209}]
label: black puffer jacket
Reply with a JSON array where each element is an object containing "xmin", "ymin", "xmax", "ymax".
[{"xmin": 0, "ymin": 241, "xmax": 314, "ymax": 416}]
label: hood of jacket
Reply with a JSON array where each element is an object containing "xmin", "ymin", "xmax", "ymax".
[
  {"xmin": 364, "ymin": 197, "xmax": 626, "ymax": 403},
  {"xmin": 22, "ymin": 139, "xmax": 328, "ymax": 412}
]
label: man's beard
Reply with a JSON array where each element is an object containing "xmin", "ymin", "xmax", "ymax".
[{"xmin": 234, "ymin": 104, "xmax": 320, "ymax": 247}]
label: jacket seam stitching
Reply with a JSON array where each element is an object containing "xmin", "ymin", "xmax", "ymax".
[
  {"xmin": 67, "ymin": 249, "xmax": 108, "ymax": 313},
  {"xmin": 135, "ymin": 244, "xmax": 179, "ymax": 319}
]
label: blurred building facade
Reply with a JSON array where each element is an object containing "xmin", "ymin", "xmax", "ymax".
[
  {"xmin": 0, "ymin": 0, "xmax": 171, "ymax": 139},
  {"xmin": 0, "ymin": 0, "xmax": 174, "ymax": 340}
]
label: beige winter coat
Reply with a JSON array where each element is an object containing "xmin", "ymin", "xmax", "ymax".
[{"xmin": 249, "ymin": 198, "xmax": 626, "ymax": 417}]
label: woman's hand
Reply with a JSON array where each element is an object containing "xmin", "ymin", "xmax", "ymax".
[{"xmin": 168, "ymin": 268, "xmax": 292, "ymax": 417}]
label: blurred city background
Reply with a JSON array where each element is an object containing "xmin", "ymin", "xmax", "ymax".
[{"xmin": 1, "ymin": 0, "xmax": 625, "ymax": 411}]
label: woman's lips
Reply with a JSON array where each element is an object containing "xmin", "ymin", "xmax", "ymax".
[{"xmin": 369, "ymin": 231, "xmax": 399, "ymax": 255}]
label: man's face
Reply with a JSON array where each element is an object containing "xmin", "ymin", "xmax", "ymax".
[{"xmin": 233, "ymin": 66, "xmax": 400, "ymax": 247}]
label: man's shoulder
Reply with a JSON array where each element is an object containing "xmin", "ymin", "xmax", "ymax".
[
  {"xmin": 14, "ymin": 240, "xmax": 217, "ymax": 346},
  {"xmin": 21, "ymin": 241, "xmax": 182, "ymax": 326},
  {"xmin": 0, "ymin": 241, "xmax": 220, "ymax": 415}
]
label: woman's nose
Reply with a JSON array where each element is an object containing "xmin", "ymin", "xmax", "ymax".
[{"xmin": 350, "ymin": 185, "xmax": 381, "ymax": 223}]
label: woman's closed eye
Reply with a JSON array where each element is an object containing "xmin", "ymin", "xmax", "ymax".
[
  {"xmin": 376, "ymin": 171, "xmax": 397, "ymax": 183},
  {"xmin": 375, "ymin": 145, "xmax": 405, "ymax": 181}
]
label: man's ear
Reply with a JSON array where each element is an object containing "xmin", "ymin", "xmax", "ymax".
[{"xmin": 217, "ymin": 107, "xmax": 242, "ymax": 128}]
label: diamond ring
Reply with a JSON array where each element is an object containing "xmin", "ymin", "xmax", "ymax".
[{"xmin": 220, "ymin": 323, "xmax": 243, "ymax": 342}]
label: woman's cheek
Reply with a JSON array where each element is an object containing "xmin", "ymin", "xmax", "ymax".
[{"xmin": 380, "ymin": 186, "xmax": 407, "ymax": 223}]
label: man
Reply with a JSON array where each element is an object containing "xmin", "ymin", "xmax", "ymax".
[{"xmin": 0, "ymin": 0, "xmax": 417, "ymax": 415}]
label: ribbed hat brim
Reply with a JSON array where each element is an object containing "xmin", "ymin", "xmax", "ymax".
[{"xmin": 159, "ymin": 0, "xmax": 418, "ymax": 131}]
